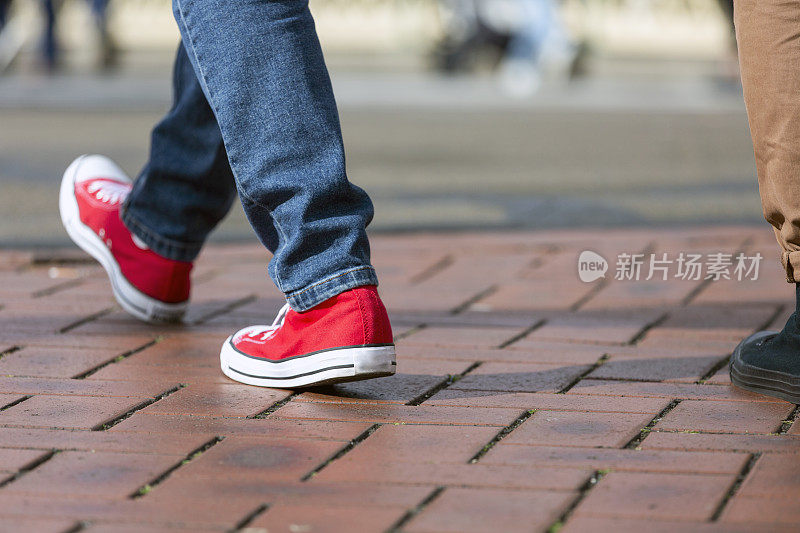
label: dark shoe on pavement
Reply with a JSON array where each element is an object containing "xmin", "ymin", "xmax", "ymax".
[{"xmin": 730, "ymin": 285, "xmax": 800, "ymax": 404}]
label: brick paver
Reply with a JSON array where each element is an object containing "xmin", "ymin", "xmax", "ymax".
[{"xmin": 0, "ymin": 226, "xmax": 798, "ymax": 531}]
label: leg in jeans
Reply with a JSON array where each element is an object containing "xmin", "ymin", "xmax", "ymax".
[
  {"xmin": 59, "ymin": 0, "xmax": 394, "ymax": 387},
  {"xmin": 729, "ymin": 0, "xmax": 800, "ymax": 403},
  {"xmin": 167, "ymin": 0, "xmax": 377, "ymax": 312},
  {"xmin": 122, "ymin": 43, "xmax": 237, "ymax": 264}
]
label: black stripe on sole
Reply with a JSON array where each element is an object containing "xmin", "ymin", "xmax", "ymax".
[{"xmin": 227, "ymin": 363, "xmax": 356, "ymax": 381}]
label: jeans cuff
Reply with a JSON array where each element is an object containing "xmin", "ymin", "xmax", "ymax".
[
  {"xmin": 120, "ymin": 202, "xmax": 202, "ymax": 263},
  {"xmin": 286, "ymin": 266, "xmax": 379, "ymax": 312}
]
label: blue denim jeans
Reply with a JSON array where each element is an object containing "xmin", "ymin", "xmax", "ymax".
[{"xmin": 121, "ymin": 0, "xmax": 378, "ymax": 312}]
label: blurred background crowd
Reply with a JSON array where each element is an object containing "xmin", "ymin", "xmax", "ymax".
[{"xmin": 0, "ymin": 0, "xmax": 756, "ymax": 248}]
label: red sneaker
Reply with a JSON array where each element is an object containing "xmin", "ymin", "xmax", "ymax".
[
  {"xmin": 220, "ymin": 286, "xmax": 396, "ymax": 388},
  {"xmin": 59, "ymin": 155, "xmax": 191, "ymax": 323}
]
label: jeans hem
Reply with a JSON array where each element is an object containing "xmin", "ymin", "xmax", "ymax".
[
  {"xmin": 120, "ymin": 202, "xmax": 202, "ymax": 263},
  {"xmin": 286, "ymin": 266, "xmax": 378, "ymax": 312}
]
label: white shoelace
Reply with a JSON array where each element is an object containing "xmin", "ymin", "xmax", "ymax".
[
  {"xmin": 86, "ymin": 180, "xmax": 129, "ymax": 205},
  {"xmin": 247, "ymin": 303, "xmax": 291, "ymax": 341}
]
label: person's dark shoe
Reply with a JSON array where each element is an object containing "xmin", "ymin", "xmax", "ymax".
[{"xmin": 730, "ymin": 285, "xmax": 800, "ymax": 404}]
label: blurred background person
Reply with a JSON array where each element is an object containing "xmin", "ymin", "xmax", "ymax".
[
  {"xmin": 0, "ymin": 0, "xmax": 10, "ymax": 28},
  {"xmin": 496, "ymin": 0, "xmax": 583, "ymax": 95},
  {"xmin": 433, "ymin": 0, "xmax": 510, "ymax": 73},
  {"xmin": 715, "ymin": 0, "xmax": 739, "ymax": 83},
  {"xmin": 433, "ymin": 0, "xmax": 584, "ymax": 95},
  {"xmin": 40, "ymin": 0, "xmax": 58, "ymax": 70},
  {"xmin": 40, "ymin": 0, "xmax": 116, "ymax": 71},
  {"xmin": 0, "ymin": 0, "xmax": 22, "ymax": 71}
]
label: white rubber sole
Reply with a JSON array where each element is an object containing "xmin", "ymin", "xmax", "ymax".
[
  {"xmin": 59, "ymin": 155, "xmax": 187, "ymax": 323},
  {"xmin": 220, "ymin": 340, "xmax": 397, "ymax": 388}
]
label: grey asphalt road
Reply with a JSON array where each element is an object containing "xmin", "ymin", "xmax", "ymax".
[{"xmin": 0, "ymin": 62, "xmax": 760, "ymax": 248}]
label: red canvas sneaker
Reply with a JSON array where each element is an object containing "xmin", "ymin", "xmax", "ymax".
[
  {"xmin": 59, "ymin": 155, "xmax": 191, "ymax": 323},
  {"xmin": 220, "ymin": 285, "xmax": 396, "ymax": 388}
]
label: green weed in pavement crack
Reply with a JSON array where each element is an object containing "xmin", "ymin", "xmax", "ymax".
[{"xmin": 777, "ymin": 404, "xmax": 800, "ymax": 434}]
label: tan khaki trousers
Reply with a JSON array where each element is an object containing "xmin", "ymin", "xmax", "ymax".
[{"xmin": 735, "ymin": 0, "xmax": 800, "ymax": 281}]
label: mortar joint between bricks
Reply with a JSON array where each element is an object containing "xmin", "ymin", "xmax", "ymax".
[
  {"xmin": 393, "ymin": 323, "xmax": 427, "ymax": 343},
  {"xmin": 409, "ymin": 254, "xmax": 454, "ymax": 285},
  {"xmin": 710, "ymin": 452, "xmax": 762, "ymax": 522},
  {"xmin": 450, "ymin": 284, "xmax": 498, "ymax": 315},
  {"xmin": 58, "ymin": 306, "xmax": 115, "ymax": 334},
  {"xmin": 187, "ymin": 293, "xmax": 258, "ymax": 325},
  {"xmin": 0, "ymin": 345, "xmax": 23, "ymax": 359},
  {"xmin": 230, "ymin": 503, "xmax": 270, "ymax": 532},
  {"xmin": 0, "ymin": 394, "xmax": 32, "ymax": 412},
  {"xmin": 0, "ymin": 449, "xmax": 59, "ymax": 490},
  {"xmin": 31, "ymin": 278, "xmax": 84, "ymax": 299},
  {"xmin": 569, "ymin": 278, "xmax": 608, "ymax": 312},
  {"xmin": 627, "ymin": 311, "xmax": 669, "ymax": 346},
  {"xmin": 385, "ymin": 486, "xmax": 446, "ymax": 533},
  {"xmin": 72, "ymin": 336, "xmax": 164, "ymax": 380},
  {"xmin": 249, "ymin": 391, "xmax": 302, "ymax": 419},
  {"xmin": 62, "ymin": 520, "xmax": 90, "ymax": 533},
  {"xmin": 777, "ymin": 404, "xmax": 800, "ymax": 434},
  {"xmin": 131, "ymin": 436, "xmax": 224, "ymax": 499},
  {"xmin": 468, "ymin": 408, "xmax": 536, "ymax": 464},
  {"xmin": 546, "ymin": 469, "xmax": 608, "ymax": 533},
  {"xmin": 681, "ymin": 236, "xmax": 756, "ymax": 307},
  {"xmin": 623, "ymin": 399, "xmax": 681, "ymax": 449},
  {"xmin": 497, "ymin": 319, "xmax": 546, "ymax": 349},
  {"xmin": 301, "ymin": 423, "xmax": 382, "ymax": 482},
  {"xmin": 91, "ymin": 384, "xmax": 184, "ymax": 431},
  {"xmin": 405, "ymin": 361, "xmax": 483, "ymax": 406},
  {"xmin": 557, "ymin": 353, "xmax": 609, "ymax": 394}
]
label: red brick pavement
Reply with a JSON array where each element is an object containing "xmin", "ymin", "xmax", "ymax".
[{"xmin": 1, "ymin": 226, "xmax": 799, "ymax": 532}]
